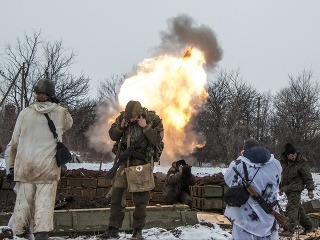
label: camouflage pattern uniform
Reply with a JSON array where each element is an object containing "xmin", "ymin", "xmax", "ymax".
[
  {"xmin": 280, "ymin": 152, "xmax": 315, "ymax": 233},
  {"xmin": 107, "ymin": 103, "xmax": 163, "ymax": 232},
  {"xmin": 162, "ymin": 161, "xmax": 196, "ymax": 208}
]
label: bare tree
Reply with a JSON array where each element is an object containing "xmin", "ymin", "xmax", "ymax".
[
  {"xmin": 272, "ymin": 70, "xmax": 320, "ymax": 168},
  {"xmin": 0, "ymin": 30, "xmax": 90, "ymax": 111},
  {"xmin": 195, "ymin": 69, "xmax": 265, "ymax": 164},
  {"xmin": 97, "ymin": 74, "xmax": 126, "ymax": 104},
  {"xmin": 0, "ymin": 30, "xmax": 91, "ymax": 152}
]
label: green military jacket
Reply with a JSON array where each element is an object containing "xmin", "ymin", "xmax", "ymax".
[
  {"xmin": 279, "ymin": 152, "xmax": 315, "ymax": 194},
  {"xmin": 108, "ymin": 109, "xmax": 163, "ymax": 166},
  {"xmin": 162, "ymin": 161, "xmax": 196, "ymax": 204}
]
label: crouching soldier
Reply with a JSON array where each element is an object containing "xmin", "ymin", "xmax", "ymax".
[{"xmin": 162, "ymin": 159, "xmax": 196, "ymax": 208}]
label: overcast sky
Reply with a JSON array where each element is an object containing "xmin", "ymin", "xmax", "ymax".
[{"xmin": 1, "ymin": 0, "xmax": 320, "ymax": 97}]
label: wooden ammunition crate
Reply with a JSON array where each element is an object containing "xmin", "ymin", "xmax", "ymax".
[
  {"xmin": 97, "ymin": 178, "xmax": 112, "ymax": 188},
  {"xmin": 58, "ymin": 188, "xmax": 97, "ymax": 197},
  {"xmin": 1, "ymin": 179, "xmax": 15, "ymax": 190},
  {"xmin": 309, "ymin": 212, "xmax": 320, "ymax": 228},
  {"xmin": 53, "ymin": 205, "xmax": 197, "ymax": 233},
  {"xmin": 153, "ymin": 181, "xmax": 165, "ymax": 192},
  {"xmin": 191, "ymin": 185, "xmax": 224, "ymax": 198},
  {"xmin": 59, "ymin": 178, "xmax": 97, "ymax": 188},
  {"xmin": 0, "ymin": 204, "xmax": 198, "ymax": 234},
  {"xmin": 96, "ymin": 187, "xmax": 111, "ymax": 197},
  {"xmin": 0, "ymin": 189, "xmax": 16, "ymax": 202},
  {"xmin": 193, "ymin": 197, "xmax": 225, "ymax": 211},
  {"xmin": 302, "ymin": 200, "xmax": 320, "ymax": 213},
  {"xmin": 150, "ymin": 192, "xmax": 164, "ymax": 203}
]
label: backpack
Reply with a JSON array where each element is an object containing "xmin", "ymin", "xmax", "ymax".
[
  {"xmin": 223, "ymin": 162, "xmax": 260, "ymax": 207},
  {"xmin": 145, "ymin": 110, "xmax": 164, "ymax": 162}
]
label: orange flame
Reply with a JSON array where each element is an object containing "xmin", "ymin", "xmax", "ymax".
[{"xmin": 116, "ymin": 47, "xmax": 208, "ymax": 163}]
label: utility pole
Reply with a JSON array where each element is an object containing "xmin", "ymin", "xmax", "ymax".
[
  {"xmin": 20, "ymin": 62, "xmax": 26, "ymax": 111},
  {"xmin": 256, "ymin": 97, "xmax": 261, "ymax": 140},
  {"xmin": 0, "ymin": 68, "xmax": 23, "ymax": 108}
]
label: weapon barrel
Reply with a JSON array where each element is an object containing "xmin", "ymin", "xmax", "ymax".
[
  {"xmin": 105, "ymin": 134, "xmax": 146, "ymax": 179},
  {"xmin": 105, "ymin": 165, "xmax": 118, "ymax": 179}
]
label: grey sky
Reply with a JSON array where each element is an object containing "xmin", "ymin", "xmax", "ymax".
[{"xmin": 1, "ymin": 0, "xmax": 320, "ymax": 96}]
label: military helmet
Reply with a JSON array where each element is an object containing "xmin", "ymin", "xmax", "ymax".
[
  {"xmin": 34, "ymin": 77, "xmax": 55, "ymax": 98},
  {"xmin": 123, "ymin": 100, "xmax": 143, "ymax": 120}
]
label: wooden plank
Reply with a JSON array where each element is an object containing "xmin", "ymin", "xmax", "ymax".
[{"xmin": 197, "ymin": 212, "xmax": 231, "ymax": 227}]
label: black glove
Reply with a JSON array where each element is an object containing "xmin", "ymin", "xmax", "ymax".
[
  {"xmin": 182, "ymin": 165, "xmax": 191, "ymax": 178},
  {"xmin": 6, "ymin": 168, "xmax": 14, "ymax": 182}
]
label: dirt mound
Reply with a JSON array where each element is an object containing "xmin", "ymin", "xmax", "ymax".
[
  {"xmin": 64, "ymin": 168, "xmax": 107, "ymax": 178},
  {"xmin": 195, "ymin": 172, "xmax": 225, "ymax": 186},
  {"xmin": 55, "ymin": 193, "xmax": 110, "ymax": 210}
]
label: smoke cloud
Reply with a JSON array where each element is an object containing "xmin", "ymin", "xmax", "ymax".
[{"xmin": 155, "ymin": 14, "xmax": 223, "ymax": 70}]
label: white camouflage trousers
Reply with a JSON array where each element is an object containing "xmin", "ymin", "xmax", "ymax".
[{"xmin": 13, "ymin": 181, "xmax": 57, "ymax": 235}]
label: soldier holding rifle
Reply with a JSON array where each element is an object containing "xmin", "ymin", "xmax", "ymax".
[{"xmin": 224, "ymin": 139, "xmax": 283, "ymax": 240}]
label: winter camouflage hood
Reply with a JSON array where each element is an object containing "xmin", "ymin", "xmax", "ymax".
[
  {"xmin": 242, "ymin": 146, "xmax": 271, "ymax": 165},
  {"xmin": 33, "ymin": 102, "xmax": 57, "ymax": 114}
]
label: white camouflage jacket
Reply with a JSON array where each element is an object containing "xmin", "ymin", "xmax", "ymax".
[
  {"xmin": 8, "ymin": 101, "xmax": 73, "ymax": 183},
  {"xmin": 224, "ymin": 147, "xmax": 282, "ymax": 237}
]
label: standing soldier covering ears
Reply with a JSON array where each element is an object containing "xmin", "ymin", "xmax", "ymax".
[{"xmin": 100, "ymin": 100, "xmax": 164, "ymax": 240}]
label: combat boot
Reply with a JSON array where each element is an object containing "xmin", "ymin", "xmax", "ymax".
[
  {"xmin": 34, "ymin": 232, "xmax": 49, "ymax": 240},
  {"xmin": 0, "ymin": 227, "xmax": 13, "ymax": 239},
  {"xmin": 99, "ymin": 226, "xmax": 120, "ymax": 239},
  {"xmin": 131, "ymin": 228, "xmax": 144, "ymax": 240}
]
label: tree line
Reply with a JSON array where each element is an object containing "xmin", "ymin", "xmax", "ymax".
[{"xmin": 1, "ymin": 32, "xmax": 319, "ymax": 170}]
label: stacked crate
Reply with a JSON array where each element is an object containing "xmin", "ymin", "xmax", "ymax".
[
  {"xmin": 0, "ymin": 178, "xmax": 16, "ymax": 203},
  {"xmin": 191, "ymin": 185, "xmax": 227, "ymax": 212},
  {"xmin": 149, "ymin": 180, "xmax": 165, "ymax": 205},
  {"xmin": 57, "ymin": 177, "xmax": 112, "ymax": 197}
]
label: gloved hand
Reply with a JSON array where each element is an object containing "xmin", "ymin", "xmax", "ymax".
[
  {"xmin": 6, "ymin": 168, "xmax": 14, "ymax": 182},
  {"xmin": 182, "ymin": 165, "xmax": 192, "ymax": 178}
]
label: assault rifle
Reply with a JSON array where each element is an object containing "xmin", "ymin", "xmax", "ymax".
[
  {"xmin": 232, "ymin": 167, "xmax": 288, "ymax": 227},
  {"xmin": 105, "ymin": 134, "xmax": 146, "ymax": 179}
]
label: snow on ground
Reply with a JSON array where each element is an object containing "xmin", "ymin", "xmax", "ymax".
[{"xmin": 1, "ymin": 159, "xmax": 320, "ymax": 239}]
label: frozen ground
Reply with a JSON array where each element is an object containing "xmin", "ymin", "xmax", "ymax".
[{"xmin": 1, "ymin": 160, "xmax": 320, "ymax": 239}]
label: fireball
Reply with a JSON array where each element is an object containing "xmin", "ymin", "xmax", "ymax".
[{"xmin": 117, "ymin": 47, "xmax": 208, "ymax": 161}]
